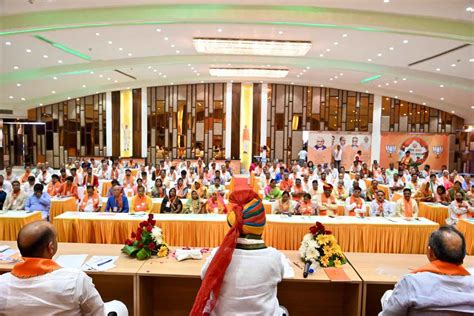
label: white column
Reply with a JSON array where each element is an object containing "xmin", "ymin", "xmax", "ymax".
[
  {"xmin": 225, "ymin": 82, "xmax": 232, "ymax": 159},
  {"xmin": 141, "ymin": 88, "xmax": 147, "ymax": 157},
  {"xmin": 260, "ymin": 83, "xmax": 268, "ymax": 146},
  {"xmin": 105, "ymin": 91, "xmax": 112, "ymax": 156},
  {"xmin": 371, "ymin": 94, "xmax": 382, "ymax": 163}
]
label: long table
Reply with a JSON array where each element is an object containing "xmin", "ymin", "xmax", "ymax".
[
  {"xmin": 0, "ymin": 241, "xmax": 361, "ymax": 316},
  {"xmin": 457, "ymin": 219, "xmax": 474, "ymax": 255},
  {"xmin": 54, "ymin": 212, "xmax": 439, "ymax": 253},
  {"xmin": 418, "ymin": 202, "xmax": 449, "ymax": 226},
  {"xmin": 345, "ymin": 253, "xmax": 474, "ymax": 316},
  {"xmin": 0, "ymin": 211, "xmax": 42, "ymax": 240},
  {"xmin": 50, "ymin": 197, "xmax": 77, "ymax": 223}
]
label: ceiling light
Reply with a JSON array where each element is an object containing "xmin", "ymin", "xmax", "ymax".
[
  {"xmin": 389, "ymin": 47, "xmax": 394, "ymax": 51},
  {"xmin": 385, "ymin": 83, "xmax": 389, "ymax": 86},
  {"xmin": 164, "ymin": 37, "xmax": 169, "ymax": 41},
  {"xmin": 53, "ymin": 76, "xmax": 57, "ymax": 80},
  {"xmin": 171, "ymin": 44, "xmax": 175, "ymax": 48},
  {"xmin": 395, "ymin": 96, "xmax": 398, "ymax": 99},
  {"xmin": 303, "ymin": 69, "xmax": 307, "ymax": 72},
  {"xmin": 107, "ymin": 77, "xmax": 111, "ymax": 80},
  {"xmin": 436, "ymin": 68, "xmax": 441, "ymax": 71},
  {"xmin": 156, "ymin": 28, "xmax": 161, "ymax": 32},
  {"xmin": 423, "ymin": 102, "xmax": 426, "ymax": 105},
  {"xmin": 367, "ymin": 58, "xmax": 372, "ymax": 62},
  {"xmin": 187, "ymin": 64, "xmax": 192, "ymax": 66},
  {"xmin": 402, "ymin": 78, "xmax": 406, "ymax": 81},
  {"xmin": 52, "ymin": 91, "xmax": 56, "ymax": 94},
  {"xmin": 365, "ymin": 90, "xmax": 369, "ymax": 93},
  {"xmin": 297, "ymin": 75, "xmax": 300, "ymax": 78},
  {"xmin": 451, "ymin": 110, "xmax": 455, "ymax": 113},
  {"xmin": 162, "ymin": 75, "xmax": 167, "ymax": 78},
  {"xmin": 95, "ymin": 33, "xmax": 100, "ymax": 36},
  {"xmin": 153, "ymin": 69, "xmax": 157, "ymax": 72},
  {"xmin": 393, "ymin": 80, "xmax": 398, "ymax": 84},
  {"xmin": 57, "ymin": 60, "xmax": 63, "ymax": 63},
  {"xmin": 440, "ymin": 97, "xmax": 444, "ymax": 100},
  {"xmin": 193, "ymin": 38, "xmax": 312, "ymax": 56},
  {"xmin": 99, "ymin": 74, "xmax": 103, "ymax": 77},
  {"xmin": 67, "ymin": 97, "xmax": 71, "ymax": 100},
  {"xmin": 21, "ymin": 97, "xmax": 25, "ymax": 101},
  {"xmin": 466, "ymin": 7, "xmax": 473, "ymax": 11},
  {"xmin": 128, "ymin": 53, "xmax": 132, "ymax": 56},
  {"xmin": 197, "ymin": 73, "xmax": 200, "ymax": 76},
  {"xmin": 39, "ymin": 103, "xmax": 43, "ymax": 106},
  {"xmin": 158, "ymin": 72, "xmax": 162, "ymax": 75},
  {"xmin": 440, "ymin": 84, "xmax": 444, "ymax": 88},
  {"xmin": 377, "ymin": 53, "xmax": 382, "ymax": 57},
  {"xmin": 118, "ymin": 47, "xmax": 123, "ymax": 51},
  {"xmin": 13, "ymin": 66, "xmax": 19, "ymax": 69},
  {"xmin": 377, "ymin": 84, "xmax": 382, "ymax": 87},
  {"xmin": 8, "ymin": 96, "xmax": 13, "ymax": 99},
  {"xmin": 278, "ymin": 31, "xmax": 283, "ymax": 35},
  {"xmin": 469, "ymin": 58, "xmax": 474, "ymax": 62},
  {"xmin": 5, "ymin": 41, "xmax": 11, "ymax": 45},
  {"xmin": 114, "ymin": 80, "xmax": 118, "ymax": 83},
  {"xmin": 16, "ymin": 83, "xmax": 21, "ymax": 87},
  {"xmin": 43, "ymin": 55, "xmax": 48, "ymax": 58},
  {"xmin": 90, "ymin": 71, "xmax": 94, "ymax": 74},
  {"xmin": 451, "ymin": 63, "xmax": 456, "ymax": 67},
  {"xmin": 217, "ymin": 28, "xmax": 223, "ymax": 32},
  {"xmin": 471, "ymin": 106, "xmax": 474, "ymax": 109},
  {"xmin": 384, "ymin": 0, "xmax": 390, "ymax": 3},
  {"xmin": 26, "ymin": 49, "xmax": 31, "ymax": 53},
  {"xmin": 209, "ymin": 67, "xmax": 289, "ymax": 78},
  {"xmin": 409, "ymin": 90, "xmax": 413, "ymax": 93},
  {"xmin": 330, "ymin": 78, "xmax": 333, "ymax": 81},
  {"xmin": 306, "ymin": 66, "xmax": 310, "ymax": 69},
  {"xmin": 333, "ymin": 42, "xmax": 339, "ymax": 45},
  {"xmin": 319, "ymin": 53, "xmax": 324, "ymax": 57},
  {"xmin": 170, "ymin": 82, "xmax": 174, "ymax": 85},
  {"xmin": 342, "ymin": 34, "xmax": 348, "ymax": 38},
  {"xmin": 403, "ymin": 40, "xmax": 408, "ymax": 44},
  {"xmin": 82, "ymin": 85, "xmax": 86, "ymax": 88},
  {"xmin": 107, "ymin": 41, "xmax": 113, "ymax": 44},
  {"xmin": 326, "ymin": 48, "xmax": 331, "ymax": 52},
  {"xmin": 176, "ymin": 50, "xmax": 180, "ymax": 53},
  {"xmin": 360, "ymin": 74, "xmax": 382, "ymax": 83},
  {"xmin": 334, "ymin": 76, "xmax": 338, "ymax": 79}
]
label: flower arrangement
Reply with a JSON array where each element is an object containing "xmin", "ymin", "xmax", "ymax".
[
  {"xmin": 298, "ymin": 222, "xmax": 346, "ymax": 275},
  {"xmin": 122, "ymin": 214, "xmax": 169, "ymax": 260}
]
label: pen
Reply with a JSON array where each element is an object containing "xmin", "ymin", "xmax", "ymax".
[{"xmin": 97, "ymin": 259, "xmax": 113, "ymax": 266}]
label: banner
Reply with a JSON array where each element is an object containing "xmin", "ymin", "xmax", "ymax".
[
  {"xmin": 120, "ymin": 90, "xmax": 133, "ymax": 157},
  {"xmin": 380, "ymin": 133, "xmax": 449, "ymax": 169},
  {"xmin": 240, "ymin": 83, "xmax": 253, "ymax": 172},
  {"xmin": 307, "ymin": 132, "xmax": 371, "ymax": 168}
]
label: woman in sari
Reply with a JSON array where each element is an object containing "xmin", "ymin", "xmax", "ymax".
[
  {"xmin": 184, "ymin": 190, "xmax": 203, "ymax": 214},
  {"xmin": 160, "ymin": 187, "xmax": 183, "ymax": 213},
  {"xmin": 274, "ymin": 191, "xmax": 295, "ymax": 214},
  {"xmin": 264, "ymin": 179, "xmax": 282, "ymax": 200},
  {"xmin": 150, "ymin": 178, "xmax": 166, "ymax": 198},
  {"xmin": 435, "ymin": 185, "xmax": 450, "ymax": 205},
  {"xmin": 296, "ymin": 193, "xmax": 316, "ymax": 215},
  {"xmin": 206, "ymin": 192, "xmax": 226, "ymax": 214}
]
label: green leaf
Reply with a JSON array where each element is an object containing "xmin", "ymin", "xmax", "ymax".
[
  {"xmin": 122, "ymin": 245, "xmax": 139, "ymax": 256},
  {"xmin": 136, "ymin": 248, "xmax": 151, "ymax": 260}
]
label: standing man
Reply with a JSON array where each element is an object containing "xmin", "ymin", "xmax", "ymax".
[
  {"xmin": 298, "ymin": 146, "xmax": 308, "ymax": 167},
  {"xmin": 332, "ymin": 144, "xmax": 342, "ymax": 171}
]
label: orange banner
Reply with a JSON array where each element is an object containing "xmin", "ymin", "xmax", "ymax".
[
  {"xmin": 380, "ymin": 133, "xmax": 449, "ymax": 169},
  {"xmin": 307, "ymin": 132, "xmax": 371, "ymax": 168}
]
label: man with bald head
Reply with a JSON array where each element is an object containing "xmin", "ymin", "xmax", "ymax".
[
  {"xmin": 380, "ymin": 226, "xmax": 474, "ymax": 315},
  {"xmin": 0, "ymin": 221, "xmax": 106, "ymax": 315}
]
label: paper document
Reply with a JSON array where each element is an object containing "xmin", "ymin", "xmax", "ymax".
[
  {"xmin": 281, "ymin": 255, "xmax": 295, "ymax": 279},
  {"xmin": 0, "ymin": 249, "xmax": 21, "ymax": 264},
  {"xmin": 56, "ymin": 254, "xmax": 88, "ymax": 269},
  {"xmin": 82, "ymin": 255, "xmax": 118, "ymax": 271}
]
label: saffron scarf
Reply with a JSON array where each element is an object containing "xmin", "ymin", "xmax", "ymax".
[
  {"xmin": 403, "ymin": 198, "xmax": 413, "ymax": 217},
  {"xmin": 412, "ymin": 260, "xmax": 470, "ymax": 276},
  {"xmin": 133, "ymin": 195, "xmax": 149, "ymax": 212},
  {"xmin": 12, "ymin": 257, "xmax": 61, "ymax": 279},
  {"xmin": 114, "ymin": 193, "xmax": 124, "ymax": 210},
  {"xmin": 349, "ymin": 195, "xmax": 363, "ymax": 216},
  {"xmin": 80, "ymin": 193, "xmax": 100, "ymax": 211}
]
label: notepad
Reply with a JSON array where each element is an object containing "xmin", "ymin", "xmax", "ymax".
[
  {"xmin": 56, "ymin": 254, "xmax": 88, "ymax": 269},
  {"xmin": 281, "ymin": 255, "xmax": 295, "ymax": 279},
  {"xmin": 82, "ymin": 255, "xmax": 118, "ymax": 272},
  {"xmin": 324, "ymin": 267, "xmax": 350, "ymax": 281}
]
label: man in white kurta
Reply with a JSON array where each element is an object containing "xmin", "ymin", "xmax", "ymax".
[
  {"xmin": 370, "ymin": 190, "xmax": 394, "ymax": 217},
  {"xmin": 446, "ymin": 191, "xmax": 474, "ymax": 225},
  {"xmin": 380, "ymin": 226, "xmax": 474, "ymax": 315}
]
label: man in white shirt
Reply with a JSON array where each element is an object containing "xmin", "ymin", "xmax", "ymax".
[
  {"xmin": 370, "ymin": 190, "xmax": 394, "ymax": 217},
  {"xmin": 333, "ymin": 144, "xmax": 343, "ymax": 171},
  {"xmin": 380, "ymin": 226, "xmax": 474, "ymax": 315},
  {"xmin": 446, "ymin": 191, "xmax": 474, "ymax": 225},
  {"xmin": 0, "ymin": 175, "xmax": 12, "ymax": 194},
  {"xmin": 297, "ymin": 147, "xmax": 308, "ymax": 166},
  {"xmin": 350, "ymin": 173, "xmax": 367, "ymax": 197},
  {"xmin": 22, "ymin": 176, "xmax": 37, "ymax": 197},
  {"xmin": 0, "ymin": 221, "xmax": 127, "ymax": 315}
]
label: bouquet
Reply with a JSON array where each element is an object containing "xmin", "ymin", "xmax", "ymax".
[
  {"xmin": 122, "ymin": 214, "xmax": 169, "ymax": 260},
  {"xmin": 298, "ymin": 222, "xmax": 346, "ymax": 277}
]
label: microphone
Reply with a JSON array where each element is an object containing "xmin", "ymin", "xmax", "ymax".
[{"xmin": 303, "ymin": 261, "xmax": 311, "ymax": 278}]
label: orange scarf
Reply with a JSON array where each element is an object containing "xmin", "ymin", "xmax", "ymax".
[
  {"xmin": 403, "ymin": 198, "xmax": 413, "ymax": 217},
  {"xmin": 299, "ymin": 201, "xmax": 313, "ymax": 215},
  {"xmin": 412, "ymin": 260, "xmax": 470, "ymax": 276},
  {"xmin": 20, "ymin": 172, "xmax": 30, "ymax": 183},
  {"xmin": 455, "ymin": 201, "xmax": 471, "ymax": 219},
  {"xmin": 115, "ymin": 193, "xmax": 124, "ymax": 209},
  {"xmin": 321, "ymin": 193, "xmax": 335, "ymax": 204},
  {"xmin": 80, "ymin": 193, "xmax": 100, "ymax": 211},
  {"xmin": 133, "ymin": 195, "xmax": 148, "ymax": 211},
  {"xmin": 47, "ymin": 182, "xmax": 61, "ymax": 196},
  {"xmin": 12, "ymin": 257, "xmax": 61, "ymax": 279},
  {"xmin": 111, "ymin": 169, "xmax": 119, "ymax": 180},
  {"xmin": 349, "ymin": 196, "xmax": 363, "ymax": 216},
  {"xmin": 401, "ymin": 156, "xmax": 411, "ymax": 165},
  {"xmin": 123, "ymin": 175, "xmax": 134, "ymax": 187}
]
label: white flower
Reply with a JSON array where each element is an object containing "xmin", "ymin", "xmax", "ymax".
[
  {"xmin": 303, "ymin": 234, "xmax": 313, "ymax": 242},
  {"xmin": 305, "ymin": 247, "xmax": 320, "ymax": 260},
  {"xmin": 307, "ymin": 239, "xmax": 319, "ymax": 250},
  {"xmin": 151, "ymin": 226, "xmax": 163, "ymax": 245}
]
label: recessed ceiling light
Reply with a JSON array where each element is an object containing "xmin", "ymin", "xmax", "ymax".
[
  {"xmin": 306, "ymin": 66, "xmax": 310, "ymax": 69},
  {"xmin": 26, "ymin": 49, "xmax": 31, "ymax": 53},
  {"xmin": 385, "ymin": 83, "xmax": 389, "ymax": 86},
  {"xmin": 330, "ymin": 78, "xmax": 333, "ymax": 81},
  {"xmin": 128, "ymin": 53, "xmax": 132, "ymax": 56},
  {"xmin": 201, "ymin": 80, "xmax": 204, "ymax": 83},
  {"xmin": 365, "ymin": 90, "xmax": 369, "ymax": 93},
  {"xmin": 466, "ymin": 7, "xmax": 473, "ymax": 11},
  {"xmin": 384, "ymin": 0, "xmax": 390, "ymax": 3},
  {"xmin": 291, "ymin": 82, "xmax": 294, "ymax": 85},
  {"xmin": 393, "ymin": 80, "xmax": 398, "ymax": 84},
  {"xmin": 389, "ymin": 47, "xmax": 394, "ymax": 51},
  {"xmin": 170, "ymin": 44, "xmax": 175, "ymax": 48},
  {"xmin": 440, "ymin": 84, "xmax": 444, "ymax": 88},
  {"xmin": 158, "ymin": 72, "xmax": 162, "ymax": 75},
  {"xmin": 377, "ymin": 84, "xmax": 382, "ymax": 87},
  {"xmin": 39, "ymin": 103, "xmax": 43, "ymax": 106},
  {"xmin": 440, "ymin": 97, "xmax": 444, "ymax": 100},
  {"xmin": 90, "ymin": 71, "xmax": 94, "ymax": 74},
  {"xmin": 57, "ymin": 60, "xmax": 63, "ymax": 63},
  {"xmin": 470, "ymin": 58, "xmax": 474, "ymax": 62},
  {"xmin": 187, "ymin": 64, "xmax": 191, "ymax": 66},
  {"xmin": 5, "ymin": 41, "xmax": 12, "ymax": 46},
  {"xmin": 82, "ymin": 85, "xmax": 86, "ymax": 88},
  {"xmin": 114, "ymin": 80, "xmax": 118, "ymax": 83},
  {"xmin": 278, "ymin": 31, "xmax": 283, "ymax": 35},
  {"xmin": 334, "ymin": 76, "xmax": 338, "ymax": 79},
  {"xmin": 402, "ymin": 78, "xmax": 406, "ymax": 81},
  {"xmin": 377, "ymin": 53, "xmax": 382, "ymax": 57},
  {"xmin": 303, "ymin": 69, "xmax": 307, "ymax": 72},
  {"xmin": 21, "ymin": 97, "xmax": 25, "ymax": 101},
  {"xmin": 43, "ymin": 55, "xmax": 48, "ymax": 58},
  {"xmin": 53, "ymin": 76, "xmax": 57, "ymax": 80},
  {"xmin": 162, "ymin": 75, "xmax": 167, "ymax": 78},
  {"xmin": 107, "ymin": 77, "xmax": 111, "ymax": 80},
  {"xmin": 52, "ymin": 91, "xmax": 56, "ymax": 94},
  {"xmin": 217, "ymin": 28, "xmax": 223, "ymax": 32},
  {"xmin": 451, "ymin": 110, "xmax": 455, "ymax": 113},
  {"xmin": 333, "ymin": 42, "xmax": 339, "ymax": 45},
  {"xmin": 196, "ymin": 73, "xmax": 200, "ymax": 76},
  {"xmin": 436, "ymin": 68, "xmax": 441, "ymax": 71},
  {"xmin": 153, "ymin": 69, "xmax": 158, "ymax": 72},
  {"xmin": 423, "ymin": 102, "xmax": 427, "ymax": 105},
  {"xmin": 394, "ymin": 96, "xmax": 398, "ymax": 99},
  {"xmin": 99, "ymin": 74, "xmax": 104, "ymax": 78},
  {"xmin": 326, "ymin": 48, "xmax": 331, "ymax": 52},
  {"xmin": 403, "ymin": 40, "xmax": 408, "ymax": 44},
  {"xmin": 176, "ymin": 50, "xmax": 180, "ymax": 53},
  {"xmin": 471, "ymin": 106, "xmax": 474, "ymax": 109},
  {"xmin": 451, "ymin": 63, "xmax": 456, "ymax": 67},
  {"xmin": 409, "ymin": 90, "xmax": 413, "ymax": 93},
  {"xmin": 16, "ymin": 83, "xmax": 21, "ymax": 87},
  {"xmin": 164, "ymin": 37, "xmax": 169, "ymax": 41},
  {"xmin": 8, "ymin": 96, "xmax": 13, "ymax": 99},
  {"xmin": 320, "ymin": 84, "xmax": 324, "ymax": 87},
  {"xmin": 297, "ymin": 75, "xmax": 300, "ymax": 78},
  {"xmin": 171, "ymin": 82, "xmax": 174, "ymax": 85},
  {"xmin": 13, "ymin": 66, "xmax": 19, "ymax": 69},
  {"xmin": 118, "ymin": 47, "xmax": 123, "ymax": 51},
  {"xmin": 67, "ymin": 97, "xmax": 71, "ymax": 100},
  {"xmin": 95, "ymin": 33, "xmax": 100, "ymax": 36},
  {"xmin": 108, "ymin": 41, "xmax": 112, "ymax": 44},
  {"xmin": 368, "ymin": 58, "xmax": 372, "ymax": 62},
  {"xmin": 342, "ymin": 34, "xmax": 348, "ymax": 37},
  {"xmin": 319, "ymin": 53, "xmax": 324, "ymax": 57},
  {"xmin": 156, "ymin": 28, "xmax": 161, "ymax": 32}
]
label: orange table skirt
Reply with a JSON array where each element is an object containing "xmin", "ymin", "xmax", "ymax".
[
  {"xmin": 50, "ymin": 198, "xmax": 78, "ymax": 224},
  {"xmin": 418, "ymin": 202, "xmax": 448, "ymax": 226},
  {"xmin": 457, "ymin": 219, "xmax": 474, "ymax": 255},
  {"xmin": 1, "ymin": 212, "xmax": 42, "ymax": 240},
  {"xmin": 101, "ymin": 181, "xmax": 112, "ymax": 197},
  {"xmin": 54, "ymin": 216, "xmax": 438, "ymax": 253}
]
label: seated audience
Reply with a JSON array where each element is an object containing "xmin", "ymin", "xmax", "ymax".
[
  {"xmin": 370, "ymin": 190, "xmax": 393, "ymax": 217},
  {"xmin": 366, "ymin": 179, "xmax": 379, "ymax": 201},
  {"xmin": 206, "ymin": 192, "xmax": 227, "ymax": 214},
  {"xmin": 318, "ymin": 184, "xmax": 338, "ymax": 216},
  {"xmin": 190, "ymin": 180, "xmax": 208, "ymax": 199},
  {"xmin": 82, "ymin": 166, "xmax": 99, "ymax": 188},
  {"xmin": 380, "ymin": 226, "xmax": 474, "ymax": 315},
  {"xmin": 345, "ymin": 186, "xmax": 365, "ymax": 217},
  {"xmin": 279, "ymin": 173, "xmax": 293, "ymax": 192},
  {"xmin": 448, "ymin": 181, "xmax": 467, "ymax": 202},
  {"xmin": 295, "ymin": 193, "xmax": 316, "ymax": 215},
  {"xmin": 175, "ymin": 177, "xmax": 188, "ymax": 199},
  {"xmin": 78, "ymin": 185, "xmax": 101, "ymax": 212},
  {"xmin": 290, "ymin": 178, "xmax": 305, "ymax": 201},
  {"xmin": 264, "ymin": 179, "xmax": 282, "ymax": 200},
  {"xmin": 130, "ymin": 185, "xmax": 153, "ymax": 213},
  {"xmin": 105, "ymin": 184, "xmax": 129, "ymax": 213},
  {"xmin": 107, "ymin": 179, "xmax": 121, "ymax": 197},
  {"xmin": 350, "ymin": 173, "xmax": 366, "ymax": 197},
  {"xmin": 3, "ymin": 181, "xmax": 27, "ymax": 210},
  {"xmin": 19, "ymin": 165, "xmax": 32, "ymax": 184},
  {"xmin": 0, "ymin": 221, "xmax": 127, "ymax": 315},
  {"xmin": 22, "ymin": 176, "xmax": 37, "ymax": 197},
  {"xmin": 208, "ymin": 177, "xmax": 225, "ymax": 197},
  {"xmin": 25, "ymin": 183, "xmax": 51, "ymax": 220},
  {"xmin": 0, "ymin": 175, "xmax": 12, "ymax": 194},
  {"xmin": 46, "ymin": 174, "xmax": 61, "ymax": 197},
  {"xmin": 414, "ymin": 179, "xmax": 435, "ymax": 202},
  {"xmin": 59, "ymin": 176, "xmax": 79, "ymax": 200},
  {"xmin": 389, "ymin": 173, "xmax": 405, "ymax": 195},
  {"xmin": 435, "ymin": 185, "xmax": 451, "ymax": 205},
  {"xmin": 184, "ymin": 190, "xmax": 204, "ymax": 214},
  {"xmin": 160, "ymin": 187, "xmax": 182, "ymax": 213},
  {"xmin": 274, "ymin": 191, "xmax": 296, "ymax": 214},
  {"xmin": 333, "ymin": 180, "xmax": 348, "ymax": 201},
  {"xmin": 150, "ymin": 178, "xmax": 166, "ymax": 198},
  {"xmin": 446, "ymin": 191, "xmax": 474, "ymax": 225},
  {"xmin": 4, "ymin": 165, "xmax": 17, "ymax": 182},
  {"xmin": 396, "ymin": 188, "xmax": 419, "ymax": 218}
]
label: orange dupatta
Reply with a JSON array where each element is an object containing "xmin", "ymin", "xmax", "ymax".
[
  {"xmin": 133, "ymin": 195, "xmax": 149, "ymax": 212},
  {"xmin": 12, "ymin": 257, "xmax": 61, "ymax": 279},
  {"xmin": 403, "ymin": 198, "xmax": 413, "ymax": 217},
  {"xmin": 349, "ymin": 195, "xmax": 363, "ymax": 216},
  {"xmin": 80, "ymin": 192, "xmax": 100, "ymax": 211},
  {"xmin": 412, "ymin": 260, "xmax": 470, "ymax": 276}
]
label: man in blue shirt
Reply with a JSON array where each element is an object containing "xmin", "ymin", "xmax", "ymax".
[
  {"xmin": 25, "ymin": 183, "xmax": 51, "ymax": 220},
  {"xmin": 105, "ymin": 184, "xmax": 129, "ymax": 213}
]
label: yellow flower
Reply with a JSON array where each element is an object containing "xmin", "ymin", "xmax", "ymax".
[
  {"xmin": 320, "ymin": 255, "xmax": 330, "ymax": 267},
  {"xmin": 334, "ymin": 258, "xmax": 342, "ymax": 268},
  {"xmin": 323, "ymin": 245, "xmax": 334, "ymax": 257},
  {"xmin": 157, "ymin": 245, "xmax": 169, "ymax": 257},
  {"xmin": 316, "ymin": 234, "xmax": 331, "ymax": 245}
]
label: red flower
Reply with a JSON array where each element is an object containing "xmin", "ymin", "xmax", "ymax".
[
  {"xmin": 309, "ymin": 226, "xmax": 318, "ymax": 235},
  {"xmin": 125, "ymin": 239, "xmax": 132, "ymax": 246},
  {"xmin": 325, "ymin": 230, "xmax": 332, "ymax": 235},
  {"xmin": 148, "ymin": 214, "xmax": 154, "ymax": 221},
  {"xmin": 150, "ymin": 220, "xmax": 156, "ymax": 226},
  {"xmin": 148, "ymin": 242, "xmax": 155, "ymax": 250},
  {"xmin": 316, "ymin": 222, "xmax": 325, "ymax": 230},
  {"xmin": 147, "ymin": 225, "xmax": 153, "ymax": 232},
  {"xmin": 140, "ymin": 221, "xmax": 147, "ymax": 228},
  {"xmin": 131, "ymin": 232, "xmax": 136, "ymax": 238},
  {"xmin": 137, "ymin": 227, "xmax": 142, "ymax": 235},
  {"xmin": 137, "ymin": 242, "xmax": 143, "ymax": 249}
]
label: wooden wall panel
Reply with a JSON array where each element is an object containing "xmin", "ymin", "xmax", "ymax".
[
  {"xmin": 132, "ymin": 89, "xmax": 142, "ymax": 157},
  {"xmin": 252, "ymin": 83, "xmax": 262, "ymax": 157},
  {"xmin": 111, "ymin": 91, "xmax": 121, "ymax": 158},
  {"xmin": 231, "ymin": 83, "xmax": 242, "ymax": 160}
]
